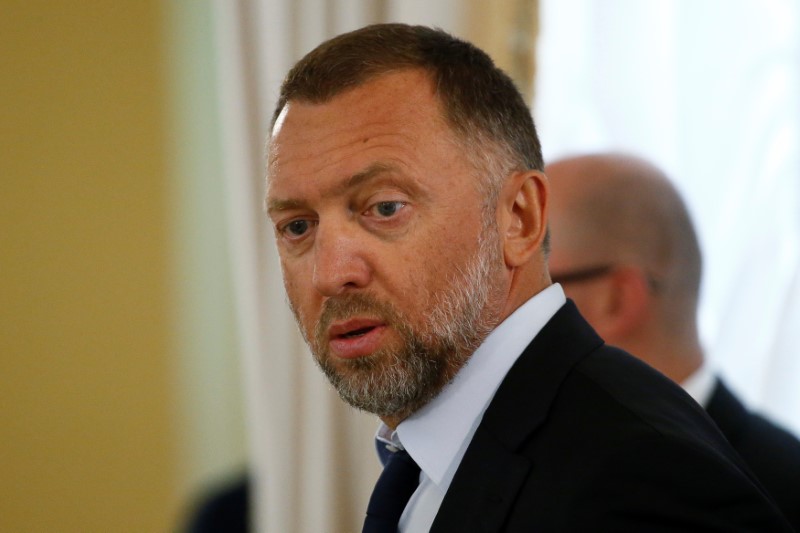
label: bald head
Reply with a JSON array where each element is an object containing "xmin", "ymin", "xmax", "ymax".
[
  {"xmin": 548, "ymin": 153, "xmax": 701, "ymax": 302},
  {"xmin": 546, "ymin": 153, "xmax": 703, "ymax": 376}
]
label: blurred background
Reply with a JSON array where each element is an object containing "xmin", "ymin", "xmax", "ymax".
[{"xmin": 1, "ymin": 1, "xmax": 797, "ymax": 532}]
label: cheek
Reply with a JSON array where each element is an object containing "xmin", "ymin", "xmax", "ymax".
[
  {"xmin": 280, "ymin": 259, "xmax": 316, "ymax": 322},
  {"xmin": 402, "ymin": 225, "xmax": 481, "ymax": 294}
]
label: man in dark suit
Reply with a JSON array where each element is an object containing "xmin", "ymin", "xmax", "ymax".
[
  {"xmin": 547, "ymin": 152, "xmax": 800, "ymax": 530},
  {"xmin": 266, "ymin": 23, "xmax": 792, "ymax": 531}
]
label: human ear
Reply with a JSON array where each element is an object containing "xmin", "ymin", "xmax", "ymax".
[
  {"xmin": 603, "ymin": 266, "xmax": 652, "ymax": 338},
  {"xmin": 500, "ymin": 170, "xmax": 549, "ymax": 268}
]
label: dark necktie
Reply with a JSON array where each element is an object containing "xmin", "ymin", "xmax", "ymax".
[{"xmin": 362, "ymin": 447, "xmax": 421, "ymax": 533}]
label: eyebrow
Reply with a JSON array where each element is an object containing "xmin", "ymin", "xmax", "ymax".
[{"xmin": 266, "ymin": 162, "xmax": 402, "ymax": 216}]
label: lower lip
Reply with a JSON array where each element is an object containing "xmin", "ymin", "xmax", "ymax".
[{"xmin": 329, "ymin": 325, "xmax": 388, "ymax": 359}]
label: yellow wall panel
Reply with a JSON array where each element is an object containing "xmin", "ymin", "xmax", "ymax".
[{"xmin": 0, "ymin": 2, "xmax": 180, "ymax": 531}]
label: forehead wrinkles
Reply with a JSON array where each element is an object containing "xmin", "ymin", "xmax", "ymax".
[
  {"xmin": 268, "ymin": 134, "xmax": 422, "ymax": 201},
  {"xmin": 268, "ymin": 106, "xmax": 456, "ymax": 196},
  {"xmin": 266, "ymin": 77, "xmax": 477, "ymax": 209}
]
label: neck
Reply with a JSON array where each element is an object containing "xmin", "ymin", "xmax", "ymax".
[
  {"xmin": 621, "ymin": 325, "xmax": 704, "ymax": 384},
  {"xmin": 499, "ymin": 264, "xmax": 552, "ymax": 322}
]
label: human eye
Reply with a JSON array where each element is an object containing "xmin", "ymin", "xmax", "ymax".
[
  {"xmin": 367, "ymin": 200, "xmax": 406, "ymax": 218},
  {"xmin": 278, "ymin": 218, "xmax": 315, "ymax": 240}
]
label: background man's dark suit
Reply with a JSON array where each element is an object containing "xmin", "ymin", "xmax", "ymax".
[
  {"xmin": 707, "ymin": 380, "xmax": 800, "ymax": 530},
  {"xmin": 184, "ymin": 302, "xmax": 795, "ymax": 532},
  {"xmin": 430, "ymin": 302, "xmax": 792, "ymax": 531}
]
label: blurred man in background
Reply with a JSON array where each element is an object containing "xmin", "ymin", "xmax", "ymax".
[{"xmin": 546, "ymin": 152, "xmax": 800, "ymax": 530}]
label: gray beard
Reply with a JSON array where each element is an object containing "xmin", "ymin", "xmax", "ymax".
[{"xmin": 295, "ymin": 225, "xmax": 503, "ymax": 420}]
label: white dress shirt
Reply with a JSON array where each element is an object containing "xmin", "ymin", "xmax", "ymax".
[{"xmin": 375, "ymin": 284, "xmax": 566, "ymax": 532}]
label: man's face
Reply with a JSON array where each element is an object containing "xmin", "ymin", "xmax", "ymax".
[{"xmin": 266, "ymin": 70, "xmax": 508, "ymax": 423}]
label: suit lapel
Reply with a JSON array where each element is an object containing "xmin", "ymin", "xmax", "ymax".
[{"xmin": 430, "ymin": 301, "xmax": 604, "ymax": 532}]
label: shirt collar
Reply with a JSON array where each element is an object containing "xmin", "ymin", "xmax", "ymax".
[
  {"xmin": 681, "ymin": 359, "xmax": 717, "ymax": 408},
  {"xmin": 376, "ymin": 284, "xmax": 566, "ymax": 489}
]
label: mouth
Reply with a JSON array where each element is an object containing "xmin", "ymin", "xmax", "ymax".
[
  {"xmin": 338, "ymin": 325, "xmax": 377, "ymax": 338},
  {"xmin": 327, "ymin": 319, "xmax": 387, "ymax": 359},
  {"xmin": 328, "ymin": 318, "xmax": 383, "ymax": 338}
]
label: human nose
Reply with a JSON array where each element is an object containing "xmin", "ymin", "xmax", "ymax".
[{"xmin": 311, "ymin": 221, "xmax": 372, "ymax": 296}]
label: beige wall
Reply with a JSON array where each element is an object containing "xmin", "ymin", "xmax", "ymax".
[{"xmin": 0, "ymin": 2, "xmax": 181, "ymax": 531}]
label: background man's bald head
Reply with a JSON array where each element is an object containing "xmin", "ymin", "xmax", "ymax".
[{"xmin": 547, "ymin": 153, "xmax": 702, "ymax": 310}]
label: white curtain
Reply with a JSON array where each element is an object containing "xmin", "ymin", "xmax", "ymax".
[{"xmin": 534, "ymin": 0, "xmax": 800, "ymax": 434}]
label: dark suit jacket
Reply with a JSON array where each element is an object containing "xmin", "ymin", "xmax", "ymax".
[
  {"xmin": 707, "ymin": 380, "xmax": 800, "ymax": 531},
  {"xmin": 430, "ymin": 301, "xmax": 792, "ymax": 532}
]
